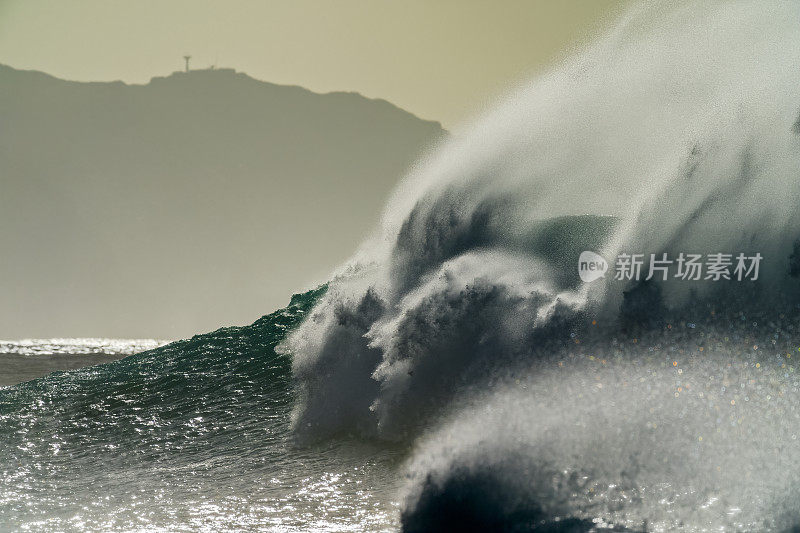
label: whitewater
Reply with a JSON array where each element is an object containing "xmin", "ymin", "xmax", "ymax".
[{"xmin": 3, "ymin": 1, "xmax": 800, "ymax": 531}]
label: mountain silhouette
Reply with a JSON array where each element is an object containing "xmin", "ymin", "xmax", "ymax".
[{"xmin": 0, "ymin": 64, "xmax": 444, "ymax": 338}]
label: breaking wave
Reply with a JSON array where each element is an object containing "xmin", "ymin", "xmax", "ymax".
[
  {"xmin": 4, "ymin": 1, "xmax": 800, "ymax": 531},
  {"xmin": 281, "ymin": 1, "xmax": 800, "ymax": 530}
]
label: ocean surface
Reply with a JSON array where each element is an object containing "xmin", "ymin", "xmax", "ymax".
[
  {"xmin": 0, "ymin": 339, "xmax": 167, "ymax": 387},
  {"xmin": 5, "ymin": 286, "xmax": 800, "ymax": 531},
  {"xmin": 5, "ymin": 2, "xmax": 800, "ymax": 531},
  {"xmin": 1, "ymin": 288, "xmax": 404, "ymax": 532}
]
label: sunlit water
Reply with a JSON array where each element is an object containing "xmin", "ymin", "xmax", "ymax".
[
  {"xmin": 5, "ymin": 2, "xmax": 800, "ymax": 531},
  {"xmin": 0, "ymin": 339, "xmax": 169, "ymax": 387},
  {"xmin": 0, "ymin": 289, "xmax": 402, "ymax": 532},
  {"xmin": 5, "ymin": 291, "xmax": 800, "ymax": 531},
  {"xmin": 0, "ymin": 339, "xmax": 168, "ymax": 357}
]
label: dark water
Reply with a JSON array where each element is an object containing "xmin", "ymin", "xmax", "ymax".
[
  {"xmin": 0, "ymin": 287, "xmax": 401, "ymax": 532},
  {"xmin": 5, "ymin": 2, "xmax": 800, "ymax": 531},
  {"xmin": 0, "ymin": 339, "xmax": 171, "ymax": 388},
  {"xmin": 0, "ymin": 353, "xmax": 124, "ymax": 387},
  {"xmin": 0, "ymin": 339, "xmax": 168, "ymax": 387}
]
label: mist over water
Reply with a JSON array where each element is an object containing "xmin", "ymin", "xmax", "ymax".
[
  {"xmin": 4, "ymin": 1, "xmax": 800, "ymax": 531},
  {"xmin": 282, "ymin": 1, "xmax": 800, "ymax": 530}
]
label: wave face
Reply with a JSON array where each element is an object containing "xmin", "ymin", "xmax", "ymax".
[
  {"xmin": 5, "ymin": 2, "xmax": 800, "ymax": 531},
  {"xmin": 0, "ymin": 287, "xmax": 401, "ymax": 532},
  {"xmin": 280, "ymin": 1, "xmax": 800, "ymax": 530}
]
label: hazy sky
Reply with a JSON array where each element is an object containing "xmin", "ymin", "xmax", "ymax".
[{"xmin": 0, "ymin": 0, "xmax": 628, "ymax": 128}]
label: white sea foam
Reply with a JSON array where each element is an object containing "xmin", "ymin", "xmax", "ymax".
[{"xmin": 280, "ymin": 1, "xmax": 800, "ymax": 529}]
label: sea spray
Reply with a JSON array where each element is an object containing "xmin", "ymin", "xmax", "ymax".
[
  {"xmin": 3, "ymin": 1, "xmax": 800, "ymax": 530},
  {"xmin": 281, "ymin": 1, "xmax": 800, "ymax": 530}
]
